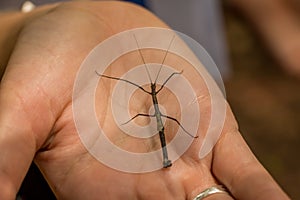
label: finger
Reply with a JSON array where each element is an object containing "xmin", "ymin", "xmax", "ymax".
[
  {"xmin": 205, "ymin": 194, "xmax": 234, "ymax": 200},
  {"xmin": 0, "ymin": 5, "xmax": 77, "ymax": 199},
  {"xmin": 0, "ymin": 86, "xmax": 39, "ymax": 198},
  {"xmin": 212, "ymin": 127, "xmax": 290, "ymax": 199},
  {"xmin": 0, "ymin": 44, "xmax": 61, "ymax": 198},
  {"xmin": 0, "ymin": 8, "xmax": 102, "ymax": 198}
]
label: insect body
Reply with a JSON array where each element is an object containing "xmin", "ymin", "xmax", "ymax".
[
  {"xmin": 95, "ymin": 34, "xmax": 198, "ymax": 168},
  {"xmin": 149, "ymin": 82, "xmax": 172, "ymax": 167},
  {"xmin": 96, "ymin": 70, "xmax": 195, "ymax": 168}
]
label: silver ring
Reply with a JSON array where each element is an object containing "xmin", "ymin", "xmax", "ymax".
[{"xmin": 193, "ymin": 185, "xmax": 228, "ymax": 200}]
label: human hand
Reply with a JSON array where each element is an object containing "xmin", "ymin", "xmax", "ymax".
[{"xmin": 0, "ymin": 1, "xmax": 289, "ymax": 199}]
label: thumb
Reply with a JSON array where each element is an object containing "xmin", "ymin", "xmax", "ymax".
[
  {"xmin": 0, "ymin": 4, "xmax": 99, "ymax": 197},
  {"xmin": 0, "ymin": 6, "xmax": 62, "ymax": 199},
  {"xmin": 0, "ymin": 79, "xmax": 55, "ymax": 199}
]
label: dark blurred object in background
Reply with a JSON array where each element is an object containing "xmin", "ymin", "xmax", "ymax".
[
  {"xmin": 124, "ymin": 0, "xmax": 145, "ymax": 7},
  {"xmin": 17, "ymin": 163, "xmax": 56, "ymax": 200}
]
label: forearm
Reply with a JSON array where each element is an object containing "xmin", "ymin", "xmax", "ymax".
[
  {"xmin": 0, "ymin": 12, "xmax": 24, "ymax": 79},
  {"xmin": 0, "ymin": 4, "xmax": 58, "ymax": 80}
]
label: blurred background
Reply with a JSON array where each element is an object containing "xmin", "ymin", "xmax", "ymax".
[
  {"xmin": 1, "ymin": 0, "xmax": 299, "ymax": 199},
  {"xmin": 224, "ymin": 0, "xmax": 300, "ymax": 199}
]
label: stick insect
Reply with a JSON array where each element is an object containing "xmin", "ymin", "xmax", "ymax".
[{"xmin": 95, "ymin": 34, "xmax": 198, "ymax": 168}]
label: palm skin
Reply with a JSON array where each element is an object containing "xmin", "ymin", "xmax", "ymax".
[{"xmin": 0, "ymin": 1, "xmax": 289, "ymax": 200}]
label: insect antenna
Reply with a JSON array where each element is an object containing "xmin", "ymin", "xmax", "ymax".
[
  {"xmin": 133, "ymin": 34, "xmax": 153, "ymax": 84},
  {"xmin": 154, "ymin": 34, "xmax": 176, "ymax": 85}
]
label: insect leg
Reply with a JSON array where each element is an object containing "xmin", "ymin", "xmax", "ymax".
[
  {"xmin": 161, "ymin": 114, "xmax": 198, "ymax": 138},
  {"xmin": 95, "ymin": 71, "xmax": 151, "ymax": 94},
  {"xmin": 122, "ymin": 112, "xmax": 172, "ymax": 168},
  {"xmin": 156, "ymin": 70, "xmax": 183, "ymax": 94},
  {"xmin": 121, "ymin": 113, "xmax": 155, "ymax": 125}
]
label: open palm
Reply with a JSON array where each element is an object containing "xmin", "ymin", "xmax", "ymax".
[{"xmin": 0, "ymin": 1, "xmax": 288, "ymax": 200}]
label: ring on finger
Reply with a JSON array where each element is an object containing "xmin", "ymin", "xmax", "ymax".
[{"xmin": 193, "ymin": 185, "xmax": 229, "ymax": 200}]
